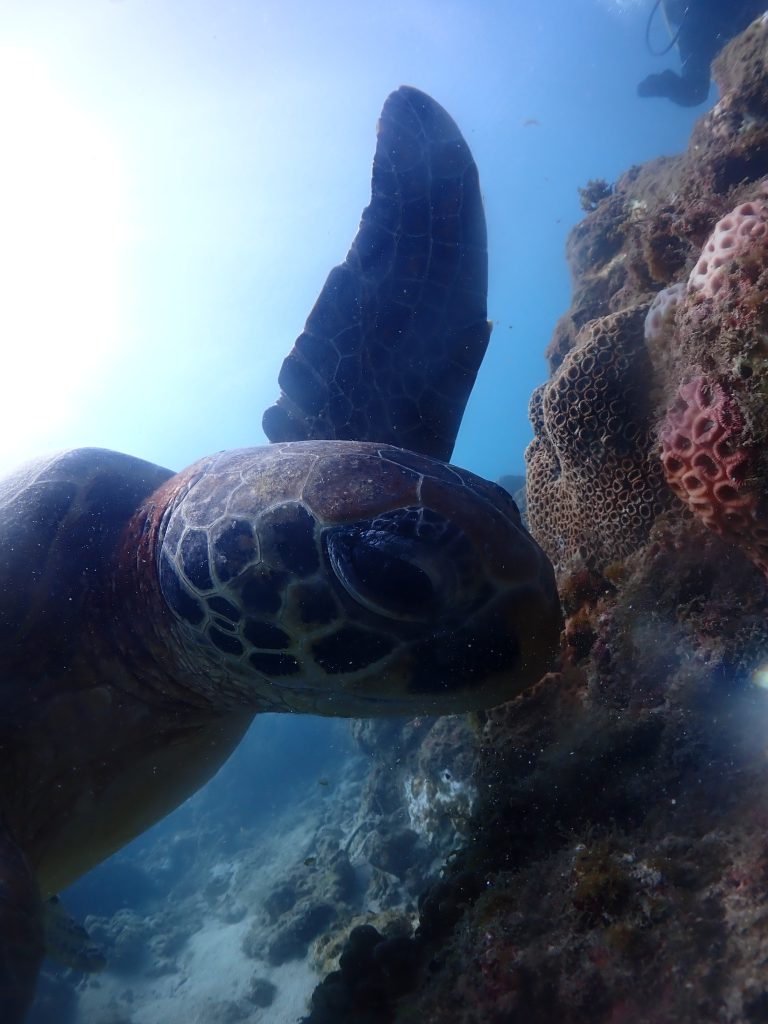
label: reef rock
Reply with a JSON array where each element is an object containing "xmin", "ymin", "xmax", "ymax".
[
  {"xmin": 527, "ymin": 14, "xmax": 768, "ymax": 578},
  {"xmin": 303, "ymin": 16, "xmax": 768, "ymax": 1024}
]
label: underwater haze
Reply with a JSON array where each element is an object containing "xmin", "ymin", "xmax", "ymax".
[
  {"xmin": 0, "ymin": 0, "xmax": 716, "ymax": 1021},
  {"xmin": 1, "ymin": 0, "xmax": 699, "ymax": 482}
]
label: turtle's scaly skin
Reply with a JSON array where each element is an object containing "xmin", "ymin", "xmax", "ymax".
[{"xmin": 0, "ymin": 87, "xmax": 561, "ymax": 1021}]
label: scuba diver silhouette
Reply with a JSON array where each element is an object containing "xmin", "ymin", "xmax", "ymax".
[{"xmin": 638, "ymin": 0, "xmax": 765, "ymax": 106}]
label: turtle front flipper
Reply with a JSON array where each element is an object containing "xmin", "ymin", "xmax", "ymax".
[
  {"xmin": 0, "ymin": 826, "xmax": 44, "ymax": 1022},
  {"xmin": 263, "ymin": 86, "xmax": 490, "ymax": 462}
]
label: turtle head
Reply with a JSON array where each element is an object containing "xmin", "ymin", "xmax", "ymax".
[
  {"xmin": 155, "ymin": 442, "xmax": 561, "ymax": 716},
  {"xmin": 146, "ymin": 89, "xmax": 564, "ymax": 715}
]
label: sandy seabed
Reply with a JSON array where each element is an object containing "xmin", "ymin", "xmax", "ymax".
[
  {"xmin": 66, "ymin": 772, "xmax": 367, "ymax": 1024},
  {"xmin": 73, "ymin": 815, "xmax": 326, "ymax": 1023}
]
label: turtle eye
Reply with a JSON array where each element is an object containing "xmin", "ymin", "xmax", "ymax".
[{"xmin": 325, "ymin": 521, "xmax": 439, "ymax": 621}]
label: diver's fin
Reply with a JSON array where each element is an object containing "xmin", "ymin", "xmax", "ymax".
[
  {"xmin": 0, "ymin": 825, "xmax": 44, "ymax": 1022},
  {"xmin": 262, "ymin": 85, "xmax": 491, "ymax": 463},
  {"xmin": 43, "ymin": 896, "xmax": 107, "ymax": 973}
]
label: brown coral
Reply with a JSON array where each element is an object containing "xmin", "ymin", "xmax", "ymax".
[{"xmin": 525, "ymin": 307, "xmax": 668, "ymax": 572}]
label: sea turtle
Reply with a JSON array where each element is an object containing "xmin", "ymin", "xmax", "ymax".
[{"xmin": 0, "ymin": 86, "xmax": 560, "ymax": 1019}]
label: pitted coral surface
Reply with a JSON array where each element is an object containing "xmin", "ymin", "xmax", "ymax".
[
  {"xmin": 660, "ymin": 375, "xmax": 768, "ymax": 574},
  {"xmin": 688, "ymin": 198, "xmax": 768, "ymax": 299},
  {"xmin": 525, "ymin": 307, "xmax": 668, "ymax": 571}
]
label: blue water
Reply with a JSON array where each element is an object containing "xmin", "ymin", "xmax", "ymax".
[
  {"xmin": 2, "ymin": 0, "xmax": 700, "ymax": 482},
  {"xmin": 63, "ymin": 715, "xmax": 357, "ymax": 919}
]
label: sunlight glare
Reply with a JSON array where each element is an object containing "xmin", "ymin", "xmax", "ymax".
[
  {"xmin": 0, "ymin": 48, "xmax": 128, "ymax": 467},
  {"xmin": 752, "ymin": 662, "xmax": 768, "ymax": 690}
]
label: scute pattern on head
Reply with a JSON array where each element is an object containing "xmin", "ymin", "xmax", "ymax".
[{"xmin": 155, "ymin": 441, "xmax": 560, "ymax": 716}]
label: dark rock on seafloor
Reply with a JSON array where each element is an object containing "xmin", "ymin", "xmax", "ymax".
[
  {"xmin": 365, "ymin": 828, "xmax": 419, "ymax": 880},
  {"xmin": 247, "ymin": 974, "xmax": 277, "ymax": 1007},
  {"xmin": 302, "ymin": 925, "xmax": 420, "ymax": 1024},
  {"xmin": 266, "ymin": 898, "xmax": 338, "ymax": 965}
]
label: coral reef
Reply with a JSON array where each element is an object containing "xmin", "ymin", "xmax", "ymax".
[
  {"xmin": 527, "ymin": 14, "xmax": 768, "ymax": 578},
  {"xmin": 303, "ymin": 923, "xmax": 419, "ymax": 1024},
  {"xmin": 654, "ymin": 190, "xmax": 768, "ymax": 577},
  {"xmin": 302, "ymin": 15, "xmax": 768, "ymax": 1024},
  {"xmin": 314, "ymin": 535, "xmax": 768, "ymax": 1023}
]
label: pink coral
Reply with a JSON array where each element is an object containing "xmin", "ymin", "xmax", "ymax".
[
  {"xmin": 660, "ymin": 375, "xmax": 768, "ymax": 573},
  {"xmin": 688, "ymin": 199, "xmax": 768, "ymax": 299}
]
